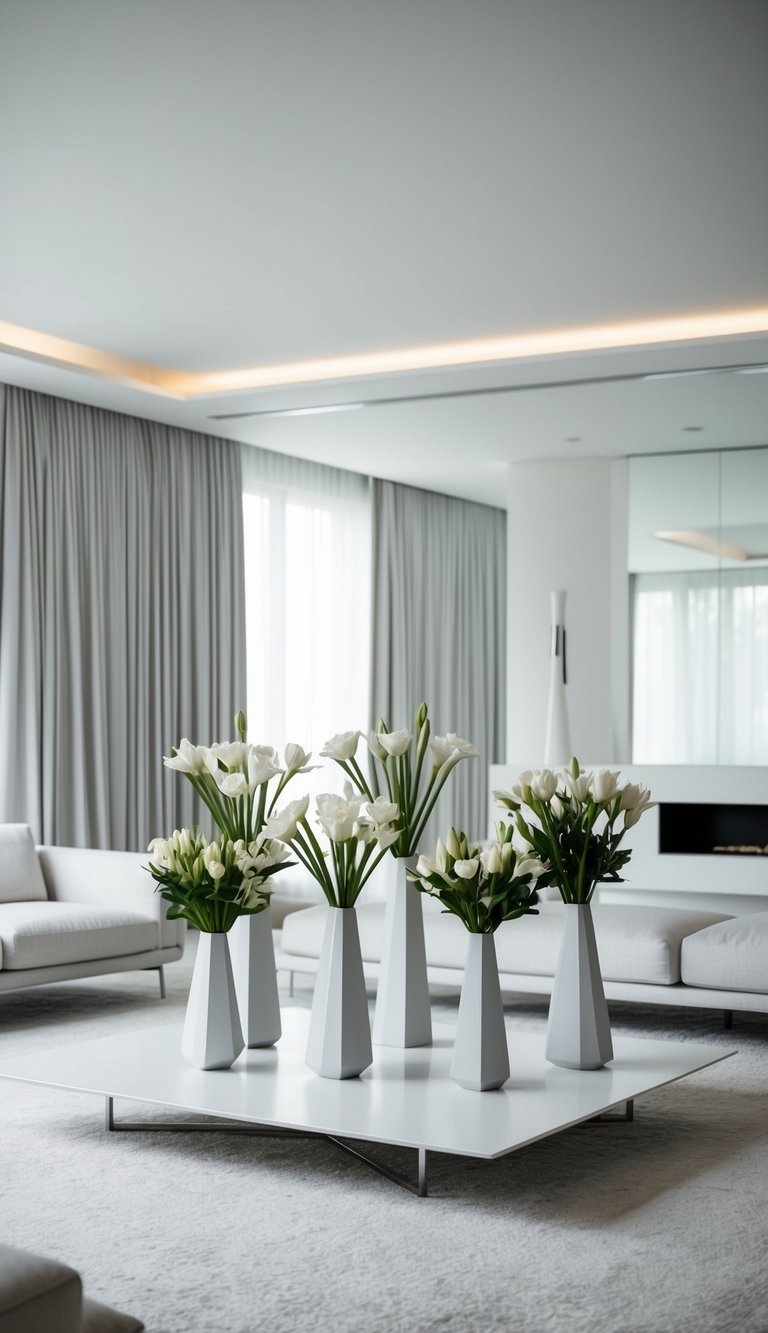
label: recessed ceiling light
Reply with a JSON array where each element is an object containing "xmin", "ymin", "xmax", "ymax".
[
  {"xmin": 565, "ymin": 436, "xmax": 582, "ymax": 443},
  {"xmin": 682, "ymin": 425, "xmax": 704, "ymax": 432}
]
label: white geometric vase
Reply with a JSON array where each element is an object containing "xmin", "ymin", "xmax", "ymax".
[
  {"xmin": 372, "ymin": 855, "xmax": 432, "ymax": 1048},
  {"xmin": 181, "ymin": 931, "xmax": 244, "ymax": 1071},
  {"xmin": 544, "ymin": 589, "xmax": 572, "ymax": 766},
  {"xmin": 451, "ymin": 933, "xmax": 510, "ymax": 1091},
  {"xmin": 230, "ymin": 910, "xmax": 282, "ymax": 1048},
  {"xmin": 306, "ymin": 907, "xmax": 372, "ymax": 1080},
  {"xmin": 545, "ymin": 903, "xmax": 614, "ymax": 1070}
]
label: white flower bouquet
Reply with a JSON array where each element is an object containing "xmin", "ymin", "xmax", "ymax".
[
  {"xmin": 321, "ymin": 702, "xmax": 478, "ymax": 858},
  {"xmin": 266, "ymin": 792, "xmax": 400, "ymax": 908},
  {"xmin": 163, "ymin": 711, "xmax": 317, "ymax": 846},
  {"xmin": 408, "ymin": 823, "xmax": 543, "ymax": 932},
  {"xmin": 146, "ymin": 828, "xmax": 291, "ymax": 933},
  {"xmin": 494, "ymin": 757, "xmax": 655, "ymax": 905}
]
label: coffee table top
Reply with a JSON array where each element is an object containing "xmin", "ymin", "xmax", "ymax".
[{"xmin": 0, "ymin": 1011, "xmax": 732, "ymax": 1160}]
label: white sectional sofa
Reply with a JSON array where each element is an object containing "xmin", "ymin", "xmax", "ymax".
[
  {"xmin": 0, "ymin": 826, "xmax": 185, "ymax": 995},
  {"xmin": 277, "ymin": 896, "xmax": 768, "ymax": 1018}
]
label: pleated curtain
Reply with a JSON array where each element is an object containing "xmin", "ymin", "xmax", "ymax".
[
  {"xmin": 0, "ymin": 384, "xmax": 246, "ymax": 851},
  {"xmin": 370, "ymin": 478, "xmax": 506, "ymax": 841}
]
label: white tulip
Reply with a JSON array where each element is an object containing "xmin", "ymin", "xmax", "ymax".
[
  {"xmin": 446, "ymin": 827, "xmax": 463, "ymax": 859},
  {"xmin": 563, "ymin": 770, "xmax": 592, "ymax": 804},
  {"xmin": 620, "ymin": 782, "xmax": 652, "ymax": 812},
  {"xmin": 366, "ymin": 731, "xmax": 388, "ymax": 760},
  {"xmin": 284, "ymin": 743, "xmax": 317, "ymax": 774},
  {"xmin": 248, "ymin": 749, "xmax": 282, "ymax": 789},
  {"xmin": 365, "ymin": 797, "xmax": 399, "ymax": 827},
  {"xmin": 217, "ymin": 771, "xmax": 249, "ymax": 798},
  {"xmin": 590, "ymin": 769, "xmax": 621, "ymax": 804},
  {"xmin": 264, "ymin": 795, "xmax": 310, "ymax": 843},
  {"xmin": 530, "ymin": 769, "xmax": 558, "ymax": 802},
  {"xmin": 436, "ymin": 839, "xmax": 450, "ymax": 872},
  {"xmin": 416, "ymin": 854, "xmax": 438, "ymax": 878},
  {"xmin": 480, "ymin": 844, "xmax": 502, "ymax": 875},
  {"xmin": 378, "ymin": 729, "xmax": 413, "ymax": 758},
  {"xmin": 453, "ymin": 858, "xmax": 480, "ymax": 879},
  {"xmin": 430, "ymin": 733, "xmax": 479, "ymax": 768},
  {"xmin": 516, "ymin": 856, "xmax": 544, "ymax": 880},
  {"xmin": 207, "ymin": 860, "xmax": 226, "ymax": 881},
  {"xmin": 316, "ymin": 793, "xmax": 362, "ymax": 842},
  {"xmin": 508, "ymin": 770, "xmax": 535, "ymax": 801},
  {"xmin": 162, "ymin": 738, "xmax": 208, "ymax": 774},
  {"xmin": 208, "ymin": 741, "xmax": 249, "ymax": 770},
  {"xmin": 321, "ymin": 731, "xmax": 361, "ymax": 762}
]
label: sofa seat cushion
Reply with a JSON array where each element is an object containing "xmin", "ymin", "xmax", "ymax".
[
  {"xmin": 681, "ymin": 912, "xmax": 768, "ymax": 993},
  {"xmin": 0, "ymin": 902, "xmax": 159, "ymax": 971},
  {"xmin": 0, "ymin": 825, "xmax": 48, "ymax": 904},
  {"xmin": 281, "ymin": 901, "xmax": 732, "ymax": 987}
]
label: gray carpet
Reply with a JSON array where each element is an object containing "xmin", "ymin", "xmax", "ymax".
[{"xmin": 1, "ymin": 938, "xmax": 767, "ymax": 1333}]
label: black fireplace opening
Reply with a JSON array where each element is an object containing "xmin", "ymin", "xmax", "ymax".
[{"xmin": 659, "ymin": 802, "xmax": 768, "ymax": 856}]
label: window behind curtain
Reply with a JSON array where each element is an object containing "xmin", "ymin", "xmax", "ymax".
[
  {"xmin": 632, "ymin": 569, "xmax": 768, "ymax": 763},
  {"xmin": 241, "ymin": 454, "xmax": 372, "ymax": 789}
]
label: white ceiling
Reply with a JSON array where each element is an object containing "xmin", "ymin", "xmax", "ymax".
[{"xmin": 1, "ymin": 0, "xmax": 767, "ymax": 506}]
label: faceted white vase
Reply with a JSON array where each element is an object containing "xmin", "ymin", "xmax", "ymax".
[
  {"xmin": 306, "ymin": 907, "xmax": 372, "ymax": 1080},
  {"xmin": 546, "ymin": 903, "xmax": 614, "ymax": 1070},
  {"xmin": 451, "ymin": 933, "xmax": 510, "ymax": 1091},
  {"xmin": 372, "ymin": 855, "xmax": 432, "ymax": 1048},
  {"xmin": 230, "ymin": 910, "xmax": 282, "ymax": 1048},
  {"xmin": 544, "ymin": 588, "xmax": 572, "ymax": 766},
  {"xmin": 181, "ymin": 932, "xmax": 244, "ymax": 1071}
]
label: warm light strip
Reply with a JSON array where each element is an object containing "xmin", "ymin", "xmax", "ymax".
[
  {"xmin": 654, "ymin": 530, "xmax": 753, "ymax": 562},
  {"xmin": 0, "ymin": 320, "xmax": 187, "ymax": 397},
  {"xmin": 2, "ymin": 308, "xmax": 768, "ymax": 399}
]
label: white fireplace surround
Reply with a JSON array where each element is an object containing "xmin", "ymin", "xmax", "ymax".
[{"xmin": 489, "ymin": 765, "xmax": 768, "ymax": 917}]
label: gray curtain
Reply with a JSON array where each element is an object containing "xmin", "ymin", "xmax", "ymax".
[
  {"xmin": 0, "ymin": 384, "xmax": 246, "ymax": 851},
  {"xmin": 371, "ymin": 478, "xmax": 506, "ymax": 842}
]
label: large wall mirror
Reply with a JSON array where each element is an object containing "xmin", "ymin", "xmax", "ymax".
[{"xmin": 629, "ymin": 448, "xmax": 768, "ymax": 764}]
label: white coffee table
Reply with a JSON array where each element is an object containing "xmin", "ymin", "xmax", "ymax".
[{"xmin": 0, "ymin": 1011, "xmax": 732, "ymax": 1197}]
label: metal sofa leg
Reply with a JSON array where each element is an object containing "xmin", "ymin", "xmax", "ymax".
[{"xmin": 158, "ymin": 965, "xmax": 167, "ymax": 999}]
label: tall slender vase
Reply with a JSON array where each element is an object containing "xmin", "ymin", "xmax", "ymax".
[
  {"xmin": 372, "ymin": 855, "xmax": 432, "ymax": 1048},
  {"xmin": 230, "ymin": 910, "xmax": 282, "ymax": 1048},
  {"xmin": 181, "ymin": 932, "xmax": 244, "ymax": 1071},
  {"xmin": 546, "ymin": 903, "xmax": 613, "ymax": 1070},
  {"xmin": 544, "ymin": 589, "xmax": 572, "ymax": 766},
  {"xmin": 451, "ymin": 933, "xmax": 510, "ymax": 1091},
  {"xmin": 306, "ymin": 907, "xmax": 372, "ymax": 1080}
]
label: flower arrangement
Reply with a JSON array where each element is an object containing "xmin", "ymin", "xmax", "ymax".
[
  {"xmin": 162, "ymin": 711, "xmax": 316, "ymax": 846},
  {"xmin": 146, "ymin": 828, "xmax": 291, "ymax": 933},
  {"xmin": 408, "ymin": 823, "xmax": 543, "ymax": 932},
  {"xmin": 494, "ymin": 758, "xmax": 655, "ymax": 905},
  {"xmin": 266, "ymin": 792, "xmax": 400, "ymax": 908},
  {"xmin": 321, "ymin": 702, "xmax": 478, "ymax": 858}
]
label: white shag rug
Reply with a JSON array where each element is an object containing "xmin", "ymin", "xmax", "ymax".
[{"xmin": 1, "ymin": 937, "xmax": 767, "ymax": 1333}]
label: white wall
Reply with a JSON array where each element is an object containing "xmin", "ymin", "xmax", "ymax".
[{"xmin": 506, "ymin": 457, "xmax": 630, "ymax": 763}]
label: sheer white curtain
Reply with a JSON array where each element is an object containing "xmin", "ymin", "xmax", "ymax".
[
  {"xmin": 632, "ymin": 569, "xmax": 768, "ymax": 764},
  {"xmin": 241, "ymin": 445, "xmax": 372, "ymax": 790}
]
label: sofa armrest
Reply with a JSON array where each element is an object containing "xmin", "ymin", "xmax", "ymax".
[
  {"xmin": 36, "ymin": 846, "xmax": 186, "ymax": 951},
  {"xmin": 0, "ymin": 1244, "xmax": 82, "ymax": 1333}
]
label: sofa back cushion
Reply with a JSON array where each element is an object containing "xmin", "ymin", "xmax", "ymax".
[{"xmin": 0, "ymin": 826, "xmax": 48, "ymax": 903}]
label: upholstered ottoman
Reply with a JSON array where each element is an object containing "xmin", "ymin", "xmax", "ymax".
[
  {"xmin": 0, "ymin": 1244, "xmax": 143, "ymax": 1333},
  {"xmin": 681, "ymin": 912, "xmax": 768, "ymax": 994}
]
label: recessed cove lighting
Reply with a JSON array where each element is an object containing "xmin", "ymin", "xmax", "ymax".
[
  {"xmin": 735, "ymin": 364, "xmax": 768, "ymax": 374},
  {"xmin": 3, "ymin": 305, "xmax": 768, "ymax": 397}
]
